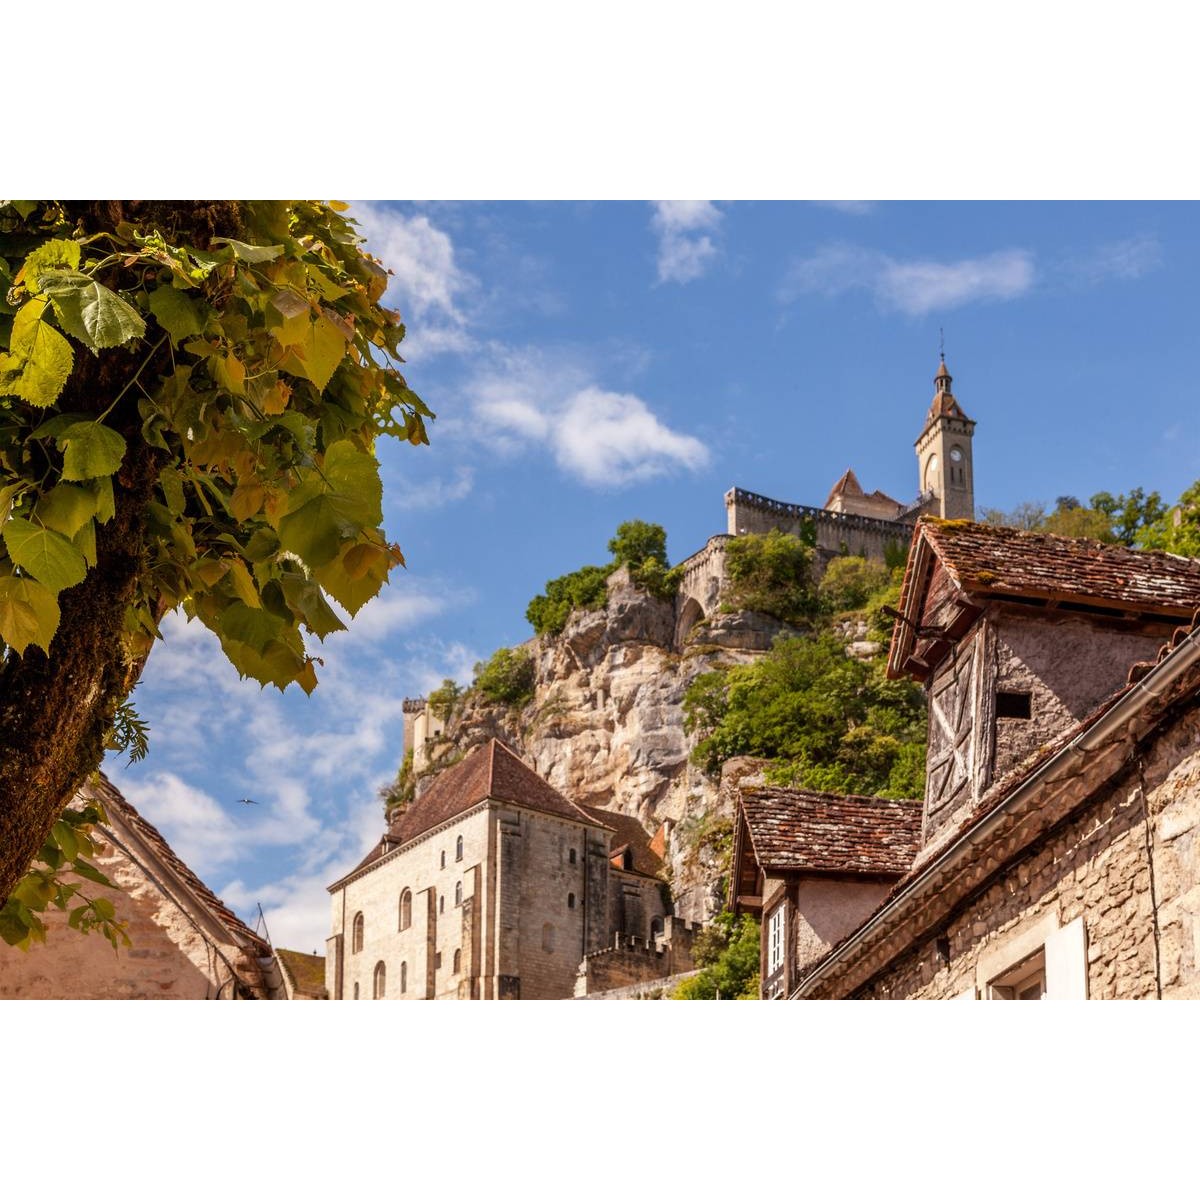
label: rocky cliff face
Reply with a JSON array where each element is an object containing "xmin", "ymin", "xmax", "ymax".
[{"xmin": 416, "ymin": 567, "xmax": 793, "ymax": 921}]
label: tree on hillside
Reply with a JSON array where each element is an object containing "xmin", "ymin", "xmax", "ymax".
[
  {"xmin": 979, "ymin": 488, "xmax": 1165, "ymax": 547},
  {"xmin": 0, "ymin": 201, "xmax": 431, "ymax": 935},
  {"xmin": 1137, "ymin": 480, "xmax": 1200, "ymax": 558}
]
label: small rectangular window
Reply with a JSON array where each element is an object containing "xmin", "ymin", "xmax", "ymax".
[{"xmin": 996, "ymin": 690, "xmax": 1032, "ymax": 719}]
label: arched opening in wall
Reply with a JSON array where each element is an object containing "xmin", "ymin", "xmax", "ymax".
[
  {"xmin": 622, "ymin": 848, "xmax": 634, "ymax": 871},
  {"xmin": 373, "ymin": 961, "xmax": 386, "ymax": 999},
  {"xmin": 455, "ymin": 835, "xmax": 463, "ymax": 861},
  {"xmin": 455, "ymin": 881, "xmax": 463, "ymax": 906},
  {"xmin": 675, "ymin": 597, "xmax": 706, "ymax": 647},
  {"xmin": 399, "ymin": 889, "xmax": 412, "ymax": 931},
  {"xmin": 650, "ymin": 916, "xmax": 664, "ymax": 941},
  {"xmin": 400, "ymin": 961, "xmax": 408, "ymax": 994},
  {"xmin": 453, "ymin": 948, "xmax": 462, "ymax": 974},
  {"xmin": 353, "ymin": 982, "xmax": 359, "ymax": 999},
  {"xmin": 352, "ymin": 912, "xmax": 364, "ymax": 954}
]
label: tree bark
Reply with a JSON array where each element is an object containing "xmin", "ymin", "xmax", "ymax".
[{"xmin": 0, "ymin": 201, "xmax": 243, "ymax": 903}]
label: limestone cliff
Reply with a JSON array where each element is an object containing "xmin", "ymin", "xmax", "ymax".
[{"xmin": 414, "ymin": 566, "xmax": 796, "ymax": 922}]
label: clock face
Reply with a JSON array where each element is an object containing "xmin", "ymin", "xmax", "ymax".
[{"xmin": 950, "ymin": 447, "xmax": 963, "ymax": 463}]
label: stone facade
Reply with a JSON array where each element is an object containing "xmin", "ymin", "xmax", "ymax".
[
  {"xmin": 0, "ymin": 776, "xmax": 283, "ymax": 1000},
  {"xmin": 792, "ymin": 519, "xmax": 1200, "ymax": 1000},
  {"xmin": 573, "ymin": 916, "xmax": 699, "ymax": 996},
  {"xmin": 326, "ymin": 740, "xmax": 671, "ymax": 999}
]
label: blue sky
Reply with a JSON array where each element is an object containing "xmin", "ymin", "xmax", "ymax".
[{"xmin": 105, "ymin": 201, "xmax": 1200, "ymax": 953}]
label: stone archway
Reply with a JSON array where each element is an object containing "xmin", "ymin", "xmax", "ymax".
[{"xmin": 675, "ymin": 596, "xmax": 706, "ymax": 648}]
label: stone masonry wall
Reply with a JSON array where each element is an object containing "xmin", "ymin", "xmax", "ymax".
[
  {"xmin": 852, "ymin": 704, "xmax": 1200, "ymax": 1000},
  {"xmin": 0, "ymin": 832, "xmax": 241, "ymax": 999}
]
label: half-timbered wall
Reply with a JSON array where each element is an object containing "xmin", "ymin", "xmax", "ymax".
[{"xmin": 924, "ymin": 624, "xmax": 991, "ymax": 841}]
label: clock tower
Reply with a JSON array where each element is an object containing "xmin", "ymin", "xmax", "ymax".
[{"xmin": 915, "ymin": 357, "xmax": 975, "ymax": 520}]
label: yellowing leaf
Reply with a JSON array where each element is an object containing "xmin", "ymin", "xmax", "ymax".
[
  {"xmin": 0, "ymin": 298, "xmax": 74, "ymax": 407},
  {"xmin": 229, "ymin": 483, "xmax": 265, "ymax": 522},
  {"xmin": 225, "ymin": 559, "xmax": 261, "ymax": 608},
  {"xmin": 20, "ymin": 239, "xmax": 81, "ymax": 291},
  {"xmin": 0, "ymin": 575, "xmax": 61, "ymax": 653},
  {"xmin": 262, "ymin": 380, "xmax": 291, "ymax": 415},
  {"xmin": 2, "ymin": 516, "xmax": 88, "ymax": 593},
  {"xmin": 211, "ymin": 352, "xmax": 246, "ymax": 396},
  {"xmin": 277, "ymin": 494, "xmax": 343, "ymax": 568},
  {"xmin": 279, "ymin": 313, "xmax": 349, "ymax": 391}
]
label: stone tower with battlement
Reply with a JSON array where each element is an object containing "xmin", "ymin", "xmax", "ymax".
[{"xmin": 914, "ymin": 357, "xmax": 975, "ymax": 520}]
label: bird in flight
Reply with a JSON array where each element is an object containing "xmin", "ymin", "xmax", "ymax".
[{"xmin": 238, "ymin": 797, "xmax": 258, "ymax": 805}]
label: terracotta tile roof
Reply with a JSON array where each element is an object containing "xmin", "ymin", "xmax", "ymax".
[
  {"xmin": 276, "ymin": 948, "xmax": 327, "ymax": 998},
  {"xmin": 739, "ymin": 786, "xmax": 922, "ymax": 876},
  {"xmin": 388, "ymin": 739, "xmax": 604, "ymax": 847},
  {"xmin": 825, "ymin": 468, "xmax": 865, "ymax": 507},
  {"xmin": 580, "ymin": 806, "xmax": 664, "ymax": 877},
  {"xmin": 84, "ymin": 773, "xmax": 269, "ymax": 954},
  {"xmin": 916, "ymin": 518, "xmax": 1200, "ymax": 616}
]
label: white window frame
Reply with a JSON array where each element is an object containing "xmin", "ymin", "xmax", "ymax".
[
  {"xmin": 960, "ymin": 911, "xmax": 1088, "ymax": 1000},
  {"xmin": 767, "ymin": 905, "xmax": 786, "ymax": 978}
]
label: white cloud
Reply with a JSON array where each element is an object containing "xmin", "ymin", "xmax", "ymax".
[
  {"xmin": 403, "ymin": 466, "xmax": 475, "ymax": 510},
  {"xmin": 780, "ymin": 242, "xmax": 1035, "ymax": 316},
  {"xmin": 1062, "ymin": 234, "xmax": 1162, "ymax": 285},
  {"xmin": 553, "ymin": 386, "xmax": 711, "ymax": 486},
  {"xmin": 115, "ymin": 772, "xmax": 243, "ymax": 875},
  {"xmin": 467, "ymin": 348, "xmax": 710, "ymax": 487},
  {"xmin": 650, "ymin": 200, "xmax": 723, "ymax": 284},
  {"xmin": 813, "ymin": 200, "xmax": 876, "ymax": 215},
  {"xmin": 350, "ymin": 202, "xmax": 476, "ymax": 359}
]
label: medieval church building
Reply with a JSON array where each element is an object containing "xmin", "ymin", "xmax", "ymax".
[{"xmin": 325, "ymin": 739, "xmax": 691, "ymax": 1000}]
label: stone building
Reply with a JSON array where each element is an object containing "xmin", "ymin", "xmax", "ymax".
[
  {"xmin": 674, "ymin": 357, "xmax": 974, "ymax": 647},
  {"xmin": 728, "ymin": 769, "xmax": 922, "ymax": 998},
  {"xmin": 771, "ymin": 518, "xmax": 1200, "ymax": 999},
  {"xmin": 0, "ymin": 774, "xmax": 286, "ymax": 999},
  {"xmin": 325, "ymin": 738, "xmax": 675, "ymax": 999}
]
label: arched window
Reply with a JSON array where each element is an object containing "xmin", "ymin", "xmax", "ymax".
[
  {"xmin": 439, "ymin": 895, "xmax": 445, "ymax": 913},
  {"xmin": 351, "ymin": 911, "xmax": 364, "ymax": 953},
  {"xmin": 399, "ymin": 889, "xmax": 412, "ymax": 931},
  {"xmin": 373, "ymin": 961, "xmax": 386, "ymax": 999},
  {"xmin": 400, "ymin": 961, "xmax": 408, "ymax": 994},
  {"xmin": 650, "ymin": 916, "xmax": 664, "ymax": 940},
  {"xmin": 569, "ymin": 848, "xmax": 577, "ymax": 865},
  {"xmin": 353, "ymin": 982, "xmax": 359, "ymax": 1000},
  {"xmin": 622, "ymin": 848, "xmax": 634, "ymax": 871},
  {"xmin": 455, "ymin": 881, "xmax": 463, "ymax": 906},
  {"xmin": 567, "ymin": 892, "xmax": 576, "ymax": 909},
  {"xmin": 455, "ymin": 834, "xmax": 463, "ymax": 862},
  {"xmin": 453, "ymin": 948, "xmax": 462, "ymax": 974},
  {"xmin": 440, "ymin": 850, "xmax": 446, "ymax": 868}
]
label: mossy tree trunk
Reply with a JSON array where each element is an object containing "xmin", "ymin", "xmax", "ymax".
[{"xmin": 0, "ymin": 201, "xmax": 243, "ymax": 904}]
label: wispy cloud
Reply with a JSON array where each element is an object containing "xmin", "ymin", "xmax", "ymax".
[
  {"xmin": 780, "ymin": 243, "xmax": 1035, "ymax": 316},
  {"xmin": 1059, "ymin": 233, "xmax": 1162, "ymax": 285},
  {"xmin": 650, "ymin": 201, "xmax": 723, "ymax": 284},
  {"xmin": 468, "ymin": 347, "xmax": 710, "ymax": 487},
  {"xmin": 812, "ymin": 201, "xmax": 876, "ymax": 216},
  {"xmin": 351, "ymin": 202, "xmax": 476, "ymax": 358}
]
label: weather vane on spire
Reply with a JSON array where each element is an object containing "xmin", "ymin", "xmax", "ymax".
[{"xmin": 939, "ymin": 327, "xmax": 945, "ymax": 364}]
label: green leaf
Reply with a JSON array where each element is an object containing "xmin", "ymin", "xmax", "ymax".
[
  {"xmin": 212, "ymin": 238, "xmax": 284, "ymax": 263},
  {"xmin": 277, "ymin": 494, "xmax": 344, "ymax": 568},
  {"xmin": 148, "ymin": 286, "xmax": 206, "ymax": 345},
  {"xmin": 57, "ymin": 421, "xmax": 127, "ymax": 481},
  {"xmin": 159, "ymin": 466, "xmax": 186, "ymax": 515},
  {"xmin": 0, "ymin": 298, "xmax": 74, "ymax": 406},
  {"xmin": 71, "ymin": 859, "xmax": 115, "ymax": 888},
  {"xmin": 2, "ymin": 517, "xmax": 88, "ymax": 593},
  {"xmin": 73, "ymin": 517, "xmax": 97, "ymax": 567},
  {"xmin": 0, "ymin": 575, "xmax": 61, "ymax": 653},
  {"xmin": 313, "ymin": 550, "xmax": 387, "ymax": 616},
  {"xmin": 322, "ymin": 442, "xmax": 383, "ymax": 527},
  {"xmin": 281, "ymin": 576, "xmax": 347, "ymax": 639},
  {"xmin": 50, "ymin": 279, "xmax": 146, "ymax": 351},
  {"xmin": 53, "ymin": 821, "xmax": 80, "ymax": 861},
  {"xmin": 225, "ymin": 559, "xmax": 261, "ymax": 609},
  {"xmin": 220, "ymin": 601, "xmax": 282, "ymax": 653},
  {"xmin": 34, "ymin": 484, "xmax": 97, "ymax": 537}
]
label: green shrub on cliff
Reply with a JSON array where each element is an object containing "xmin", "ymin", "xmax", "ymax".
[
  {"xmin": 673, "ymin": 912, "xmax": 760, "ymax": 999},
  {"xmin": 723, "ymin": 530, "xmax": 818, "ymax": 625},
  {"xmin": 474, "ymin": 646, "xmax": 536, "ymax": 706}
]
